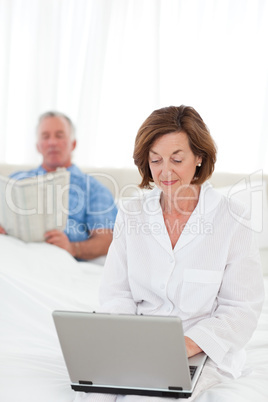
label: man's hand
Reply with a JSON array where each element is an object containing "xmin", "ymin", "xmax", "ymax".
[
  {"xmin": 45, "ymin": 229, "xmax": 75, "ymax": 256},
  {"xmin": 45, "ymin": 228, "xmax": 113, "ymax": 260},
  {"xmin": 184, "ymin": 336, "xmax": 203, "ymax": 358},
  {"xmin": 0, "ymin": 226, "xmax": 7, "ymax": 235}
]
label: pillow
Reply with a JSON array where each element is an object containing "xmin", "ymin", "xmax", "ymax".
[{"xmin": 216, "ymin": 176, "xmax": 268, "ymax": 249}]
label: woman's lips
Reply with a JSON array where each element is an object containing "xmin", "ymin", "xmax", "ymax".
[{"xmin": 161, "ymin": 180, "xmax": 178, "ymax": 186}]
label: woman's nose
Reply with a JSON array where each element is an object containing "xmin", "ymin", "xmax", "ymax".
[{"xmin": 161, "ymin": 162, "xmax": 173, "ymax": 177}]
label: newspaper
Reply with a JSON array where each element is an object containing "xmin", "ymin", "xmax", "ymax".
[{"xmin": 0, "ymin": 169, "xmax": 70, "ymax": 242}]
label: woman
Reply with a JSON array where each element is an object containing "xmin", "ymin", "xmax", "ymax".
[{"xmin": 75, "ymin": 106, "xmax": 264, "ymax": 401}]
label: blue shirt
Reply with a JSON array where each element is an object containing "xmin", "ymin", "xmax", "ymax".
[{"xmin": 10, "ymin": 165, "xmax": 118, "ymax": 242}]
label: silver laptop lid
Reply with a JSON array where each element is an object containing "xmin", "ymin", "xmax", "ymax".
[{"xmin": 53, "ymin": 311, "xmax": 195, "ymax": 392}]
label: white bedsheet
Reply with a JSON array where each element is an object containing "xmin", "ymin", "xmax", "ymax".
[{"xmin": 0, "ymin": 235, "xmax": 267, "ymax": 402}]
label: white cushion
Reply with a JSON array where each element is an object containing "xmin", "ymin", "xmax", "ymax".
[{"xmin": 216, "ymin": 173, "xmax": 268, "ymax": 249}]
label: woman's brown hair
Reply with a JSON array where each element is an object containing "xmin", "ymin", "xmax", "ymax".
[{"xmin": 133, "ymin": 105, "xmax": 217, "ymax": 188}]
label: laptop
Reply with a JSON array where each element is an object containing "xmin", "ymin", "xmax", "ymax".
[{"xmin": 52, "ymin": 311, "xmax": 207, "ymax": 399}]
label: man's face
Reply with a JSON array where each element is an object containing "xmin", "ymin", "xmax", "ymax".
[{"xmin": 36, "ymin": 116, "xmax": 76, "ymax": 172}]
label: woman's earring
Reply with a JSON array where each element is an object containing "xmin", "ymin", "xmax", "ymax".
[{"xmin": 197, "ymin": 163, "xmax": 202, "ymax": 167}]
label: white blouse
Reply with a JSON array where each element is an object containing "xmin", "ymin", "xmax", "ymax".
[{"xmin": 99, "ymin": 182, "xmax": 265, "ymax": 378}]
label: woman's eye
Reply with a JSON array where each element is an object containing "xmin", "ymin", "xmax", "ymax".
[
  {"xmin": 173, "ymin": 160, "xmax": 182, "ymax": 163},
  {"xmin": 150, "ymin": 160, "xmax": 160, "ymax": 164}
]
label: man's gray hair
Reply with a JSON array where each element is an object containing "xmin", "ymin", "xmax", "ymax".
[{"xmin": 37, "ymin": 111, "xmax": 76, "ymax": 139}]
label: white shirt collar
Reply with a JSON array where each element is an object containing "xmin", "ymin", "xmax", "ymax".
[{"xmin": 144, "ymin": 181, "xmax": 222, "ymax": 217}]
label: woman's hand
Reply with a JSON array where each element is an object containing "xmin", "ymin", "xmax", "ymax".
[{"xmin": 184, "ymin": 336, "xmax": 203, "ymax": 358}]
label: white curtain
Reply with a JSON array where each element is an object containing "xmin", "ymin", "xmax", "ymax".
[{"xmin": 0, "ymin": 0, "xmax": 268, "ymax": 174}]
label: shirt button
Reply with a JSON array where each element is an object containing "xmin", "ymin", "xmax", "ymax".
[
  {"xmin": 169, "ymin": 256, "xmax": 174, "ymax": 263},
  {"xmin": 160, "ymin": 284, "xmax": 165, "ymax": 290}
]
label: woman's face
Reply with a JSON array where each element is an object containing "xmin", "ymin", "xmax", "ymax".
[{"xmin": 148, "ymin": 131, "xmax": 202, "ymax": 196}]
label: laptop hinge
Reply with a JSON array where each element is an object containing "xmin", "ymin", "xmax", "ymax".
[
  {"xmin": 168, "ymin": 386, "xmax": 183, "ymax": 391},
  {"xmin": 79, "ymin": 380, "xmax": 93, "ymax": 385}
]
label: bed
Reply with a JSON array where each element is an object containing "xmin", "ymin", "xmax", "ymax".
[
  {"xmin": 0, "ymin": 235, "xmax": 267, "ymax": 402},
  {"xmin": 0, "ymin": 235, "xmax": 103, "ymax": 401},
  {"xmin": 0, "ymin": 165, "xmax": 268, "ymax": 401}
]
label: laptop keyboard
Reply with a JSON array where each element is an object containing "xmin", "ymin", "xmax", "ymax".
[{"xmin": 189, "ymin": 366, "xmax": 197, "ymax": 379}]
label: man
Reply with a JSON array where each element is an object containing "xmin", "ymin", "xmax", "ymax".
[{"xmin": 0, "ymin": 111, "xmax": 117, "ymax": 260}]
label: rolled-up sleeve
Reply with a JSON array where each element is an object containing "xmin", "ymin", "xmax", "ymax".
[{"xmin": 85, "ymin": 176, "xmax": 118, "ymax": 231}]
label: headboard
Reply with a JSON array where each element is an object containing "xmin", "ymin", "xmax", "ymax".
[{"xmin": 1, "ymin": 163, "xmax": 267, "ymax": 274}]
